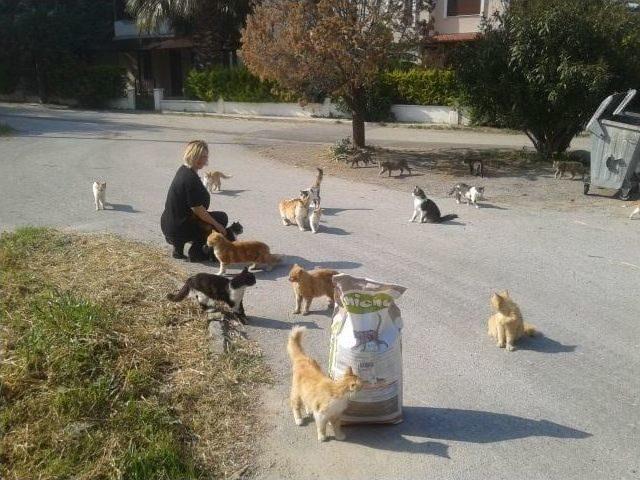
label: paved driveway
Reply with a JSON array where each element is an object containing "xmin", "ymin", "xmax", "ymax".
[{"xmin": 0, "ymin": 105, "xmax": 636, "ymax": 480}]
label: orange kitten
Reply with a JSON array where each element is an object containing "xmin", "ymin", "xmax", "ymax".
[
  {"xmin": 204, "ymin": 170, "xmax": 232, "ymax": 192},
  {"xmin": 288, "ymin": 326, "xmax": 362, "ymax": 442},
  {"xmin": 288, "ymin": 264, "xmax": 338, "ymax": 315},
  {"xmin": 206, "ymin": 232, "xmax": 280, "ymax": 275},
  {"xmin": 488, "ymin": 290, "xmax": 536, "ymax": 351},
  {"xmin": 279, "ymin": 191, "xmax": 311, "ymax": 231}
]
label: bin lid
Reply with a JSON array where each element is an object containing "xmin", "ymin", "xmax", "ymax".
[{"xmin": 586, "ymin": 89, "xmax": 637, "ymax": 136}]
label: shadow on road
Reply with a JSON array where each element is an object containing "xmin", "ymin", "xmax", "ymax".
[
  {"xmin": 344, "ymin": 406, "xmax": 590, "ymax": 456},
  {"xmin": 256, "ymin": 256, "xmax": 362, "ymax": 281},
  {"xmin": 317, "ymin": 225, "xmax": 350, "ymax": 236},
  {"xmin": 517, "ymin": 334, "xmax": 577, "ymax": 353},
  {"xmin": 477, "ymin": 203, "xmax": 508, "ymax": 210},
  {"xmin": 322, "ymin": 207, "xmax": 373, "ymax": 216},
  {"xmin": 214, "ymin": 189, "xmax": 248, "ymax": 197},
  {"xmin": 105, "ymin": 202, "xmax": 141, "ymax": 213},
  {"xmin": 247, "ymin": 316, "xmax": 321, "ymax": 330}
]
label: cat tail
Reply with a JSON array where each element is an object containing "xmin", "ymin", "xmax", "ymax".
[
  {"xmin": 438, "ymin": 214, "xmax": 458, "ymax": 223},
  {"xmin": 218, "ymin": 172, "xmax": 232, "ymax": 179},
  {"xmin": 287, "ymin": 326, "xmax": 307, "ymax": 361},
  {"xmin": 523, "ymin": 323, "xmax": 537, "ymax": 337},
  {"xmin": 167, "ymin": 281, "xmax": 190, "ymax": 302},
  {"xmin": 313, "ymin": 168, "xmax": 324, "ymax": 187}
]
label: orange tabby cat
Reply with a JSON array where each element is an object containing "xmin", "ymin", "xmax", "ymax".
[
  {"xmin": 488, "ymin": 290, "xmax": 536, "ymax": 351},
  {"xmin": 288, "ymin": 326, "xmax": 362, "ymax": 441},
  {"xmin": 279, "ymin": 191, "xmax": 311, "ymax": 231},
  {"xmin": 206, "ymin": 232, "xmax": 280, "ymax": 275},
  {"xmin": 204, "ymin": 170, "xmax": 232, "ymax": 192},
  {"xmin": 288, "ymin": 264, "xmax": 338, "ymax": 315}
]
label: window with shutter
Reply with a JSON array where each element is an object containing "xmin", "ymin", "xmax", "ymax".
[{"xmin": 447, "ymin": 0, "xmax": 482, "ymax": 16}]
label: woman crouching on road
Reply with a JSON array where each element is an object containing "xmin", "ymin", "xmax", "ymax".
[{"xmin": 161, "ymin": 140, "xmax": 228, "ymax": 261}]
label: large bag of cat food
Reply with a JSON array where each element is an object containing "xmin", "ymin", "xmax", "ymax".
[{"xmin": 329, "ymin": 274, "xmax": 406, "ymax": 424}]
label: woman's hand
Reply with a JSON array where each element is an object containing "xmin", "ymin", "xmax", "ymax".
[
  {"xmin": 214, "ymin": 224, "xmax": 227, "ymax": 237},
  {"xmin": 192, "ymin": 206, "xmax": 226, "ymax": 237}
]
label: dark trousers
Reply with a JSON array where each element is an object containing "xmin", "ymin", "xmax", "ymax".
[{"xmin": 165, "ymin": 211, "xmax": 228, "ymax": 259}]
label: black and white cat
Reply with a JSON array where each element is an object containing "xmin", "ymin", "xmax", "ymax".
[
  {"xmin": 448, "ymin": 183, "xmax": 485, "ymax": 208},
  {"xmin": 410, "ymin": 186, "xmax": 458, "ymax": 224},
  {"xmin": 166, "ymin": 267, "xmax": 256, "ymax": 323}
]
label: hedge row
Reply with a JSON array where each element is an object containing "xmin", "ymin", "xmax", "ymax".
[
  {"xmin": 48, "ymin": 63, "xmax": 126, "ymax": 107},
  {"xmin": 184, "ymin": 66, "xmax": 461, "ymax": 108},
  {"xmin": 184, "ymin": 67, "xmax": 297, "ymax": 103},
  {"xmin": 381, "ymin": 69, "xmax": 459, "ymax": 106}
]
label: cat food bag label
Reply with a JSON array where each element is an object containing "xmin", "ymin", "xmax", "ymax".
[{"xmin": 329, "ymin": 274, "xmax": 406, "ymax": 424}]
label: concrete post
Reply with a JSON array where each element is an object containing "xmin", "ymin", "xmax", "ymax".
[
  {"xmin": 217, "ymin": 97, "xmax": 225, "ymax": 114},
  {"xmin": 153, "ymin": 88, "xmax": 164, "ymax": 111},
  {"xmin": 126, "ymin": 87, "xmax": 135, "ymax": 110}
]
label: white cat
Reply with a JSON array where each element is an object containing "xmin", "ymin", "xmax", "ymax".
[
  {"xmin": 465, "ymin": 186, "xmax": 485, "ymax": 208},
  {"xmin": 92, "ymin": 181, "xmax": 106, "ymax": 211},
  {"xmin": 309, "ymin": 206, "xmax": 322, "ymax": 233}
]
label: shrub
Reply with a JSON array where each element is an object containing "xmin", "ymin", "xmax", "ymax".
[
  {"xmin": 334, "ymin": 80, "xmax": 395, "ymax": 122},
  {"xmin": 184, "ymin": 66, "xmax": 298, "ymax": 102},
  {"xmin": 74, "ymin": 65, "xmax": 127, "ymax": 108},
  {"xmin": 47, "ymin": 62, "xmax": 126, "ymax": 107},
  {"xmin": 382, "ymin": 68, "xmax": 460, "ymax": 106},
  {"xmin": 0, "ymin": 63, "xmax": 17, "ymax": 94}
]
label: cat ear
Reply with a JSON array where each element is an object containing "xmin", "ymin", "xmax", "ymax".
[
  {"xmin": 242, "ymin": 266, "xmax": 249, "ymax": 273},
  {"xmin": 344, "ymin": 366, "xmax": 353, "ymax": 376}
]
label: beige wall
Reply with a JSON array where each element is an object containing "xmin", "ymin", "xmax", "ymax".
[{"xmin": 427, "ymin": 0, "xmax": 504, "ymax": 35}]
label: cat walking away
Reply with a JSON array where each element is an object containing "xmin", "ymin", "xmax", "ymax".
[
  {"xmin": 410, "ymin": 186, "xmax": 458, "ymax": 223},
  {"xmin": 379, "ymin": 159, "xmax": 411, "ymax": 177},
  {"xmin": 487, "ymin": 290, "xmax": 536, "ymax": 351},
  {"xmin": 629, "ymin": 202, "xmax": 640, "ymax": 219},
  {"xmin": 288, "ymin": 326, "xmax": 363, "ymax": 441},
  {"xmin": 204, "ymin": 171, "xmax": 232, "ymax": 192},
  {"xmin": 167, "ymin": 268, "xmax": 256, "ymax": 322},
  {"xmin": 553, "ymin": 161, "xmax": 585, "ymax": 180},
  {"xmin": 92, "ymin": 181, "xmax": 106, "ymax": 210},
  {"xmin": 288, "ymin": 264, "xmax": 338, "ymax": 314},
  {"xmin": 304, "ymin": 168, "xmax": 323, "ymax": 209}
]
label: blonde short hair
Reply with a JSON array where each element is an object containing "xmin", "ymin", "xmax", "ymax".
[{"xmin": 183, "ymin": 140, "xmax": 209, "ymax": 167}]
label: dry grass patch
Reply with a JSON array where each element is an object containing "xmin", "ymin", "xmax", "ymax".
[{"xmin": 0, "ymin": 227, "xmax": 270, "ymax": 479}]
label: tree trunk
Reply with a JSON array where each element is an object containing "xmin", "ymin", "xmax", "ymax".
[{"xmin": 352, "ymin": 111, "xmax": 365, "ymax": 148}]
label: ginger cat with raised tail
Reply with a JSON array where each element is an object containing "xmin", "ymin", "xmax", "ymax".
[
  {"xmin": 279, "ymin": 190, "xmax": 311, "ymax": 231},
  {"xmin": 206, "ymin": 231, "xmax": 280, "ymax": 275},
  {"xmin": 288, "ymin": 326, "xmax": 363, "ymax": 442},
  {"xmin": 288, "ymin": 264, "xmax": 338, "ymax": 314},
  {"xmin": 203, "ymin": 170, "xmax": 232, "ymax": 192},
  {"xmin": 487, "ymin": 290, "xmax": 536, "ymax": 351}
]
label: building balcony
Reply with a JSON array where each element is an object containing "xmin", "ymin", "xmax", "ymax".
[{"xmin": 114, "ymin": 19, "xmax": 174, "ymax": 40}]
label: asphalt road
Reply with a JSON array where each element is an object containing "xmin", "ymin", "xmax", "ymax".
[{"xmin": 0, "ymin": 104, "xmax": 637, "ymax": 480}]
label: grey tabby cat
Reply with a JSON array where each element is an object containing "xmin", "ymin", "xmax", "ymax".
[
  {"xmin": 448, "ymin": 183, "xmax": 485, "ymax": 208},
  {"xmin": 303, "ymin": 168, "xmax": 323, "ymax": 209}
]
